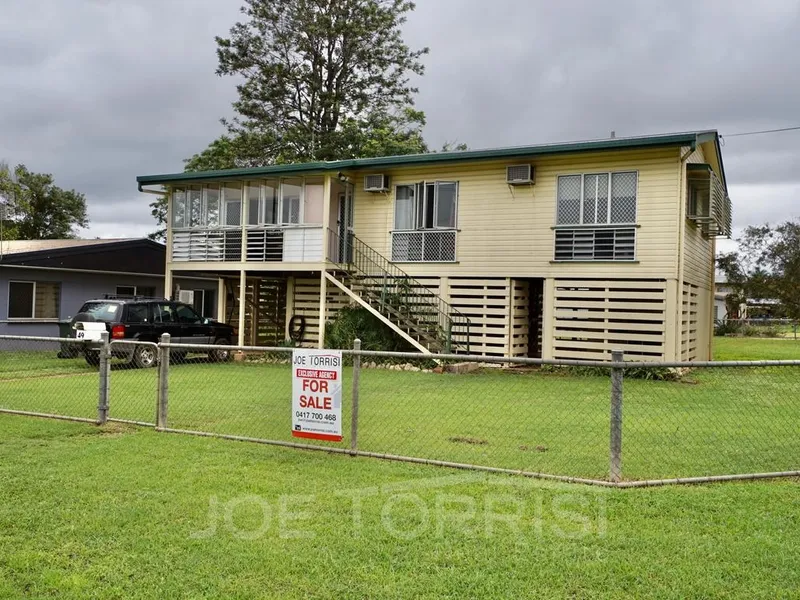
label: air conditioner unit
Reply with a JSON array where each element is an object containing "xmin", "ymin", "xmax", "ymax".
[
  {"xmin": 506, "ymin": 164, "xmax": 534, "ymax": 185},
  {"xmin": 364, "ymin": 174, "xmax": 390, "ymax": 192},
  {"xmin": 178, "ymin": 289, "xmax": 195, "ymax": 305}
]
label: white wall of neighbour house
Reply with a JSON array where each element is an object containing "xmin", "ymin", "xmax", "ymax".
[
  {"xmin": 0, "ymin": 268, "xmax": 217, "ymax": 337},
  {"xmin": 348, "ymin": 147, "xmax": 704, "ymax": 360}
]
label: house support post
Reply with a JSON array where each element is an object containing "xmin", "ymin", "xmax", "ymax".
[
  {"xmin": 506, "ymin": 277, "xmax": 514, "ymax": 358},
  {"xmin": 164, "ymin": 266, "xmax": 173, "ymax": 301},
  {"xmin": 542, "ymin": 278, "xmax": 555, "ymax": 359},
  {"xmin": 285, "ymin": 276, "xmax": 295, "ymax": 342},
  {"xmin": 217, "ymin": 277, "xmax": 226, "ymax": 322},
  {"xmin": 237, "ymin": 269, "xmax": 246, "ymax": 351}
]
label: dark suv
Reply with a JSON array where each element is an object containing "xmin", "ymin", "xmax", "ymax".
[{"xmin": 71, "ymin": 297, "xmax": 235, "ymax": 368}]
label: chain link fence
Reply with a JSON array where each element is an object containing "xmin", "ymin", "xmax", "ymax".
[
  {"xmin": 715, "ymin": 318, "xmax": 799, "ymax": 339},
  {"xmin": 0, "ymin": 335, "xmax": 99, "ymax": 422},
  {"xmin": 1, "ymin": 334, "xmax": 799, "ymax": 486}
]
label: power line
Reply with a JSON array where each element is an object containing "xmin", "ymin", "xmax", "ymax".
[{"xmin": 722, "ymin": 125, "xmax": 800, "ymax": 138}]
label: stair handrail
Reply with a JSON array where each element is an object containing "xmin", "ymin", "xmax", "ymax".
[{"xmin": 331, "ymin": 231, "xmax": 471, "ymax": 352}]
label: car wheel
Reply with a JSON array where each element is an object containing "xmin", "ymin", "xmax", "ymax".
[
  {"xmin": 84, "ymin": 350, "xmax": 100, "ymax": 367},
  {"xmin": 132, "ymin": 344, "xmax": 158, "ymax": 369},
  {"xmin": 209, "ymin": 338, "xmax": 233, "ymax": 363}
]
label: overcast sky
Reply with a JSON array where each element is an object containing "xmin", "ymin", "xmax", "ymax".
[{"xmin": 1, "ymin": 0, "xmax": 799, "ymax": 249}]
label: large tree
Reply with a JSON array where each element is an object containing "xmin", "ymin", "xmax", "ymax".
[
  {"xmin": 149, "ymin": 0, "xmax": 431, "ymax": 240},
  {"xmin": 216, "ymin": 0, "xmax": 428, "ymax": 164},
  {"xmin": 717, "ymin": 220, "xmax": 800, "ymax": 319},
  {"xmin": 0, "ymin": 164, "xmax": 88, "ymax": 240}
]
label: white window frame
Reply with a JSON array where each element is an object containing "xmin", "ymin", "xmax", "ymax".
[
  {"xmin": 7, "ymin": 280, "xmax": 60, "ymax": 320},
  {"xmin": 393, "ymin": 181, "xmax": 459, "ymax": 231},
  {"xmin": 203, "ymin": 184, "xmax": 221, "ymax": 228},
  {"xmin": 555, "ymin": 171, "xmax": 639, "ymax": 227},
  {"xmin": 172, "ymin": 188, "xmax": 187, "ymax": 229},
  {"xmin": 245, "ymin": 181, "xmax": 263, "ymax": 227},
  {"xmin": 279, "ymin": 179, "xmax": 304, "ymax": 226},
  {"xmin": 222, "ymin": 183, "xmax": 243, "ymax": 227},
  {"xmin": 172, "ymin": 177, "xmax": 312, "ymax": 229},
  {"xmin": 187, "ymin": 185, "xmax": 204, "ymax": 228},
  {"xmin": 116, "ymin": 285, "xmax": 137, "ymax": 297},
  {"xmin": 192, "ymin": 288, "xmax": 216, "ymax": 318},
  {"xmin": 7, "ymin": 280, "xmax": 35, "ymax": 319}
]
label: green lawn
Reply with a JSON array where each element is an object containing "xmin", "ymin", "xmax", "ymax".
[
  {"xmin": 0, "ymin": 338, "xmax": 798, "ymax": 482},
  {"xmin": 0, "ymin": 338, "xmax": 799, "ymax": 597},
  {"xmin": 0, "ymin": 417, "xmax": 798, "ymax": 599},
  {"xmin": 713, "ymin": 335, "xmax": 800, "ymax": 361}
]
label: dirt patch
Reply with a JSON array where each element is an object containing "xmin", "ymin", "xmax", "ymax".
[
  {"xmin": 448, "ymin": 436, "xmax": 489, "ymax": 445},
  {"xmin": 519, "ymin": 444, "xmax": 549, "ymax": 452},
  {"xmin": 91, "ymin": 422, "xmax": 140, "ymax": 437},
  {"xmin": 0, "ymin": 371, "xmax": 95, "ymax": 383}
]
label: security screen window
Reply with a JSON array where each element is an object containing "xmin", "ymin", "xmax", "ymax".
[{"xmin": 8, "ymin": 281, "xmax": 60, "ymax": 319}]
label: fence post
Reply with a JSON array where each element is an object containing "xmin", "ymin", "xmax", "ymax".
[
  {"xmin": 157, "ymin": 333, "xmax": 170, "ymax": 429},
  {"xmin": 97, "ymin": 331, "xmax": 110, "ymax": 425},
  {"xmin": 350, "ymin": 338, "xmax": 361, "ymax": 453},
  {"xmin": 609, "ymin": 349, "xmax": 624, "ymax": 483}
]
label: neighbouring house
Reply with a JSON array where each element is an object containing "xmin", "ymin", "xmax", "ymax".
[
  {"xmin": 0, "ymin": 238, "xmax": 218, "ymax": 337},
  {"xmin": 713, "ymin": 279, "xmax": 785, "ymax": 322},
  {"xmin": 714, "ymin": 279, "xmax": 733, "ymax": 322},
  {"xmin": 136, "ymin": 130, "xmax": 732, "ymax": 361}
]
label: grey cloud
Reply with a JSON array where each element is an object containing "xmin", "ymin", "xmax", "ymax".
[{"xmin": 1, "ymin": 0, "xmax": 799, "ymax": 239}]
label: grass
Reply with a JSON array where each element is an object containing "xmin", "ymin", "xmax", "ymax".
[
  {"xmin": 713, "ymin": 335, "xmax": 800, "ymax": 361},
  {"xmin": 0, "ymin": 337, "xmax": 799, "ymax": 597},
  {"xmin": 0, "ymin": 416, "xmax": 798, "ymax": 599},
  {"xmin": 1, "ymin": 337, "xmax": 799, "ymax": 481}
]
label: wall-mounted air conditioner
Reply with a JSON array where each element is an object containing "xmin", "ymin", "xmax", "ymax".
[
  {"xmin": 178, "ymin": 289, "xmax": 195, "ymax": 305},
  {"xmin": 506, "ymin": 165, "xmax": 535, "ymax": 185},
  {"xmin": 364, "ymin": 174, "xmax": 390, "ymax": 192}
]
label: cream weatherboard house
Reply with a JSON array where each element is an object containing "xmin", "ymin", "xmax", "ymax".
[{"xmin": 136, "ymin": 130, "xmax": 731, "ymax": 361}]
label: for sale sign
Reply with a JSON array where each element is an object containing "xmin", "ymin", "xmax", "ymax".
[{"xmin": 291, "ymin": 349, "xmax": 343, "ymax": 442}]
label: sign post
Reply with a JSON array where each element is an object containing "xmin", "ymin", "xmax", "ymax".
[{"xmin": 291, "ymin": 348, "xmax": 343, "ymax": 442}]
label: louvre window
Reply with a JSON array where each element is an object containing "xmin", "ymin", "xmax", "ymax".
[{"xmin": 555, "ymin": 171, "xmax": 638, "ymax": 261}]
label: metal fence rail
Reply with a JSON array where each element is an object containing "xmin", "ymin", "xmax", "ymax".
[
  {"xmin": 715, "ymin": 318, "xmax": 799, "ymax": 340},
  {"xmin": 1, "ymin": 334, "xmax": 799, "ymax": 487}
]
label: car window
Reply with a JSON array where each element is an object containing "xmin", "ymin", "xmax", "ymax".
[
  {"xmin": 126, "ymin": 304, "xmax": 150, "ymax": 324},
  {"xmin": 176, "ymin": 304, "xmax": 203, "ymax": 324},
  {"xmin": 154, "ymin": 303, "xmax": 177, "ymax": 323},
  {"xmin": 77, "ymin": 302, "xmax": 121, "ymax": 321}
]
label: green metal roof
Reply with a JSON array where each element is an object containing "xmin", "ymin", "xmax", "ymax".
[{"xmin": 137, "ymin": 130, "xmax": 720, "ymax": 188}]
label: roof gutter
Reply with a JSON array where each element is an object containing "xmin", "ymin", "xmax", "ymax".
[
  {"xmin": 135, "ymin": 133, "xmax": 706, "ymax": 187},
  {"xmin": 138, "ymin": 184, "xmax": 165, "ymax": 194}
]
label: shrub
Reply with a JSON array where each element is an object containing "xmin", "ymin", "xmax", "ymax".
[
  {"xmin": 540, "ymin": 364, "xmax": 684, "ymax": 381},
  {"xmin": 714, "ymin": 320, "xmax": 744, "ymax": 336},
  {"xmin": 714, "ymin": 321, "xmax": 783, "ymax": 338},
  {"xmin": 324, "ymin": 305, "xmax": 414, "ymax": 353}
]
